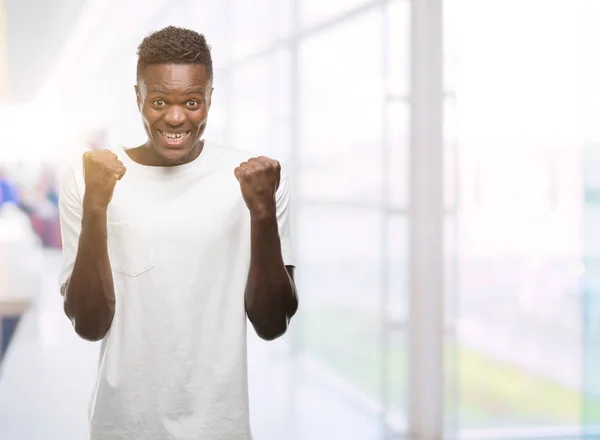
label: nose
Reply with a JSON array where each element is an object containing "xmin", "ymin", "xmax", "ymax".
[{"xmin": 164, "ymin": 105, "xmax": 186, "ymax": 127}]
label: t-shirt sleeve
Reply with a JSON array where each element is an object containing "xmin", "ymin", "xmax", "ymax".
[
  {"xmin": 275, "ymin": 165, "xmax": 295, "ymax": 267},
  {"xmin": 57, "ymin": 163, "xmax": 83, "ymax": 293}
]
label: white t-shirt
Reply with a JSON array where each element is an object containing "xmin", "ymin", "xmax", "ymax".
[{"xmin": 57, "ymin": 141, "xmax": 294, "ymax": 440}]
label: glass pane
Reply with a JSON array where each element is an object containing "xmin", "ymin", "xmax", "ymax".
[
  {"xmin": 384, "ymin": 329, "xmax": 408, "ymax": 434},
  {"xmin": 455, "ymin": 144, "xmax": 583, "ymax": 430},
  {"xmin": 386, "ymin": 0, "xmax": 410, "ymax": 97},
  {"xmin": 298, "ymin": 10, "xmax": 382, "ymax": 204},
  {"xmin": 230, "ymin": 50, "xmax": 291, "ymax": 159},
  {"xmin": 582, "ymin": 6, "xmax": 600, "ymax": 428},
  {"xmin": 453, "ymin": 145, "xmax": 584, "ymax": 431},
  {"xmin": 446, "ymin": 0, "xmax": 581, "ymax": 142},
  {"xmin": 204, "ymin": 69, "xmax": 230, "ymax": 147},
  {"xmin": 230, "ymin": 0, "xmax": 292, "ymax": 61},
  {"xmin": 582, "ymin": 145, "xmax": 600, "ymax": 431},
  {"xmin": 444, "ymin": 98, "xmax": 458, "ymax": 211},
  {"xmin": 383, "ymin": 215, "xmax": 408, "ymax": 432},
  {"xmin": 385, "ymin": 215, "xmax": 408, "ymax": 323},
  {"xmin": 582, "ymin": 10, "xmax": 600, "ymax": 431},
  {"xmin": 297, "ymin": 204, "xmax": 383, "ymax": 407},
  {"xmin": 446, "ymin": 0, "xmax": 589, "ymax": 434},
  {"xmin": 445, "ymin": 215, "xmax": 460, "ymax": 433},
  {"xmin": 299, "ymin": 0, "xmax": 373, "ymax": 27},
  {"xmin": 443, "ymin": 0, "xmax": 458, "ymax": 93},
  {"xmin": 386, "ymin": 101, "xmax": 409, "ymax": 209},
  {"xmin": 583, "ymin": 0, "xmax": 600, "ymax": 145},
  {"xmin": 231, "ymin": 60, "xmax": 270, "ymax": 154},
  {"xmin": 445, "ymin": 215, "xmax": 459, "ymax": 329}
]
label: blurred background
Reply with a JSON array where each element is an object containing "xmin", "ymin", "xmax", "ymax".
[{"xmin": 1, "ymin": 0, "xmax": 600, "ymax": 439}]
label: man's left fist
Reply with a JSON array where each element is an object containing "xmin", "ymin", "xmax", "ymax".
[{"xmin": 234, "ymin": 156, "xmax": 281, "ymax": 215}]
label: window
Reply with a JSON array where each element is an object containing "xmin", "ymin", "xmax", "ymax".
[
  {"xmin": 385, "ymin": 101, "xmax": 409, "ymax": 209},
  {"xmin": 386, "ymin": 0, "xmax": 410, "ymax": 98},
  {"xmin": 296, "ymin": 204, "xmax": 385, "ymax": 406},
  {"xmin": 383, "ymin": 214, "xmax": 409, "ymax": 432},
  {"xmin": 229, "ymin": 0, "xmax": 292, "ymax": 61},
  {"xmin": 445, "ymin": 0, "xmax": 592, "ymax": 434},
  {"xmin": 230, "ymin": 50, "xmax": 291, "ymax": 159},
  {"xmin": 299, "ymin": 0, "xmax": 374, "ymax": 28},
  {"xmin": 298, "ymin": 10, "xmax": 382, "ymax": 205}
]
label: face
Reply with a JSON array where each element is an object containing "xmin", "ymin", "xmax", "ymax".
[{"xmin": 136, "ymin": 64, "xmax": 213, "ymax": 165}]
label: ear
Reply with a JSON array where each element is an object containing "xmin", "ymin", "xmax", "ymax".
[
  {"xmin": 135, "ymin": 85, "xmax": 142, "ymax": 111},
  {"xmin": 207, "ymin": 87, "xmax": 214, "ymax": 109}
]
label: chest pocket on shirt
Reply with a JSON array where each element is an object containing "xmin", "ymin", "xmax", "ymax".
[{"xmin": 107, "ymin": 221, "xmax": 155, "ymax": 277}]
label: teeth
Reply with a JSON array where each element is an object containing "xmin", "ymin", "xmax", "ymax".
[{"xmin": 163, "ymin": 131, "xmax": 186, "ymax": 139}]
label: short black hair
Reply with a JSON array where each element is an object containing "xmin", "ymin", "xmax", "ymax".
[{"xmin": 136, "ymin": 26, "xmax": 213, "ymax": 82}]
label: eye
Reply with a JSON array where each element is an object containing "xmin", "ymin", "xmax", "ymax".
[
  {"xmin": 187, "ymin": 100, "xmax": 201, "ymax": 108},
  {"xmin": 152, "ymin": 99, "xmax": 165, "ymax": 107}
]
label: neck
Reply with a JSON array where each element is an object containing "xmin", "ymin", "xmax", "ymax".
[{"xmin": 134, "ymin": 139, "xmax": 204, "ymax": 167}]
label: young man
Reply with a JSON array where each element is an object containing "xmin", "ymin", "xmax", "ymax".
[{"xmin": 58, "ymin": 26, "xmax": 298, "ymax": 440}]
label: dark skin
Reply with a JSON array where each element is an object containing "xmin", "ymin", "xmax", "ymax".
[
  {"xmin": 62, "ymin": 149, "xmax": 125, "ymax": 341},
  {"xmin": 63, "ymin": 63, "xmax": 297, "ymax": 341}
]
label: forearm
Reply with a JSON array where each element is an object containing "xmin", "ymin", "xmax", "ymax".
[
  {"xmin": 245, "ymin": 211, "xmax": 297, "ymax": 341},
  {"xmin": 64, "ymin": 202, "xmax": 116, "ymax": 341}
]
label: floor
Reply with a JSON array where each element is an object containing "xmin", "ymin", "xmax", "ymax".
[{"xmin": 0, "ymin": 248, "xmax": 383, "ymax": 440}]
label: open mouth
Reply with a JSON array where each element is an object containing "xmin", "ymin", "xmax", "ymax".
[{"xmin": 159, "ymin": 130, "xmax": 191, "ymax": 147}]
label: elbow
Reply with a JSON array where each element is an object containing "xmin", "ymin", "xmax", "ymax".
[
  {"xmin": 247, "ymin": 286, "xmax": 298, "ymax": 341},
  {"xmin": 252, "ymin": 310, "xmax": 295, "ymax": 341},
  {"xmin": 255, "ymin": 321, "xmax": 288, "ymax": 341},
  {"xmin": 248, "ymin": 308, "xmax": 289, "ymax": 341},
  {"xmin": 73, "ymin": 321, "xmax": 111, "ymax": 342},
  {"xmin": 64, "ymin": 298, "xmax": 114, "ymax": 342}
]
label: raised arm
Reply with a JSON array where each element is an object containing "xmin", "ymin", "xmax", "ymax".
[
  {"xmin": 234, "ymin": 157, "xmax": 298, "ymax": 340},
  {"xmin": 59, "ymin": 151, "xmax": 126, "ymax": 341}
]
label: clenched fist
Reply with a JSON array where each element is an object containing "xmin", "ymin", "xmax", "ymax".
[
  {"xmin": 82, "ymin": 150, "xmax": 126, "ymax": 209},
  {"xmin": 234, "ymin": 156, "xmax": 280, "ymax": 216}
]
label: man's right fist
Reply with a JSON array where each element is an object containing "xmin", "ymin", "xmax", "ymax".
[{"xmin": 82, "ymin": 150, "xmax": 126, "ymax": 209}]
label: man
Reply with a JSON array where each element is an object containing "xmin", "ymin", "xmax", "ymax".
[{"xmin": 58, "ymin": 26, "xmax": 298, "ymax": 440}]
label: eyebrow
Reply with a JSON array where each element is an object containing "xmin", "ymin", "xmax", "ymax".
[
  {"xmin": 183, "ymin": 88, "xmax": 205, "ymax": 95},
  {"xmin": 148, "ymin": 87, "xmax": 169, "ymax": 94},
  {"xmin": 147, "ymin": 87, "xmax": 205, "ymax": 95}
]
